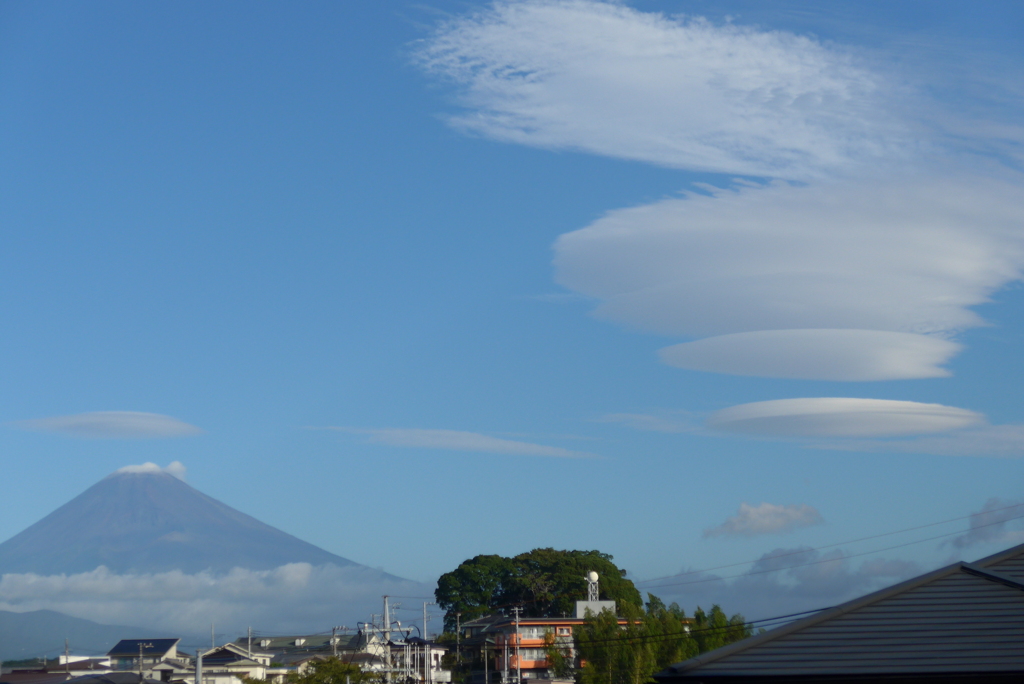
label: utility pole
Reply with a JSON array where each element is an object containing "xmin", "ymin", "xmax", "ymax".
[
  {"xmin": 384, "ymin": 596, "xmax": 392, "ymax": 684},
  {"xmin": 211, "ymin": 624, "xmax": 215, "ymax": 649},
  {"xmin": 482, "ymin": 643, "xmax": 488, "ymax": 684},
  {"xmin": 248, "ymin": 627, "xmax": 252, "ymax": 657},
  {"xmin": 332, "ymin": 627, "xmax": 337, "ymax": 658},
  {"xmin": 422, "ymin": 601, "xmax": 435, "ymax": 684},
  {"xmin": 195, "ymin": 649, "xmax": 202, "ymax": 684},
  {"xmin": 502, "ymin": 635, "xmax": 508, "ymax": 684},
  {"xmin": 456, "ymin": 613, "xmax": 462, "ymax": 668},
  {"xmin": 138, "ymin": 642, "xmax": 153, "ymax": 677},
  {"xmin": 64, "ymin": 639, "xmax": 69, "ymax": 675},
  {"xmin": 512, "ymin": 607, "xmax": 522, "ymax": 684}
]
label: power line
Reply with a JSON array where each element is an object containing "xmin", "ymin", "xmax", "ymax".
[
  {"xmin": 643, "ymin": 509, "xmax": 1024, "ymax": 591},
  {"xmin": 637, "ymin": 501, "xmax": 1024, "ymax": 587},
  {"xmin": 571, "ymin": 607, "xmax": 832, "ymax": 647}
]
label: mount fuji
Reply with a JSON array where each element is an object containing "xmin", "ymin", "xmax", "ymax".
[
  {"xmin": 0, "ymin": 468, "xmax": 388, "ymax": 576},
  {"xmin": 0, "ymin": 468, "xmax": 427, "ymax": 639}
]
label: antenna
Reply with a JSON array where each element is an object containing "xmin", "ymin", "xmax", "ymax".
[{"xmin": 586, "ymin": 571, "xmax": 599, "ymax": 601}]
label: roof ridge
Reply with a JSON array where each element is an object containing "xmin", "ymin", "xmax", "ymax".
[
  {"xmin": 971, "ymin": 539, "xmax": 1024, "ymax": 568},
  {"xmin": 658, "ymin": 561, "xmax": 968, "ymax": 676},
  {"xmin": 961, "ymin": 562, "xmax": 1024, "ymax": 591}
]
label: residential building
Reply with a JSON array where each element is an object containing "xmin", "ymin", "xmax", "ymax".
[{"xmin": 107, "ymin": 639, "xmax": 184, "ymax": 678}]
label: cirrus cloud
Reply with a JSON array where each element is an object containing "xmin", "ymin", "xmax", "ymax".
[
  {"xmin": 704, "ymin": 502, "xmax": 824, "ymax": 538},
  {"xmin": 316, "ymin": 426, "xmax": 595, "ymax": 458},
  {"xmin": 706, "ymin": 398, "xmax": 985, "ymax": 438},
  {"xmin": 14, "ymin": 412, "xmax": 204, "ymax": 439}
]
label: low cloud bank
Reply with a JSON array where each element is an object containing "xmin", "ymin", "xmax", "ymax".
[
  {"xmin": 0, "ymin": 564, "xmax": 430, "ymax": 635},
  {"xmin": 642, "ymin": 547, "xmax": 920, "ymax": 622}
]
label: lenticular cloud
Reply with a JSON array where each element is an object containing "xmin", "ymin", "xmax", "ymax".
[
  {"xmin": 707, "ymin": 398, "xmax": 985, "ymax": 438},
  {"xmin": 554, "ymin": 176, "xmax": 1024, "ymax": 380}
]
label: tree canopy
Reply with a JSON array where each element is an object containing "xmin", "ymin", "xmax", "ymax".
[
  {"xmin": 435, "ymin": 548, "xmax": 643, "ymax": 632},
  {"xmin": 573, "ymin": 595, "xmax": 752, "ymax": 684}
]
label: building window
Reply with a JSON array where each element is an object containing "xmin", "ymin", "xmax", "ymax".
[
  {"xmin": 556, "ymin": 627, "xmax": 570, "ymax": 636},
  {"xmin": 519, "ymin": 627, "xmax": 550, "ymax": 640},
  {"xmin": 260, "ymin": 640, "xmax": 271, "ymax": 649},
  {"xmin": 295, "ymin": 639, "xmax": 306, "ymax": 647}
]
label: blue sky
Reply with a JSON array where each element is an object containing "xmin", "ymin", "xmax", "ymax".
[{"xmin": 2, "ymin": 0, "xmax": 1024, "ymax": 631}]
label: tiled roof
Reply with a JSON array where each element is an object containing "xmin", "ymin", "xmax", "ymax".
[{"xmin": 656, "ymin": 542, "xmax": 1024, "ymax": 681}]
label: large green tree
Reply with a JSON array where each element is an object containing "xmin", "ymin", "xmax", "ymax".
[
  {"xmin": 435, "ymin": 548, "xmax": 643, "ymax": 632},
  {"xmin": 574, "ymin": 595, "xmax": 752, "ymax": 684}
]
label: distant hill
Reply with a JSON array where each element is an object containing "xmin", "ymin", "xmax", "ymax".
[
  {"xmin": 0, "ymin": 470, "xmax": 393, "ymax": 576},
  {"xmin": 0, "ymin": 609, "xmax": 162, "ymax": 661}
]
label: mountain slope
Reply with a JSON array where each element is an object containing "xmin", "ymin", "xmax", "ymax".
[
  {"xmin": 0, "ymin": 609, "xmax": 163, "ymax": 660},
  {"xmin": 0, "ymin": 470, "xmax": 371, "ymax": 575}
]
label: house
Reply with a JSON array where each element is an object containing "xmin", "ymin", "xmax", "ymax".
[
  {"xmin": 234, "ymin": 631, "xmax": 385, "ymax": 663},
  {"xmin": 460, "ymin": 608, "xmax": 630, "ymax": 684},
  {"xmin": 654, "ymin": 541, "xmax": 1024, "ymax": 684},
  {"xmin": 189, "ymin": 643, "xmax": 272, "ymax": 684},
  {"xmin": 107, "ymin": 639, "xmax": 183, "ymax": 677}
]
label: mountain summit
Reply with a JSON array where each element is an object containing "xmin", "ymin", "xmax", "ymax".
[{"xmin": 0, "ymin": 469, "xmax": 368, "ymax": 575}]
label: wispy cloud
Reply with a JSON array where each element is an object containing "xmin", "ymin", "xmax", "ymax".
[
  {"xmin": 704, "ymin": 503, "xmax": 824, "ymax": 538},
  {"xmin": 600, "ymin": 411, "xmax": 700, "ymax": 434},
  {"xmin": 947, "ymin": 498, "xmax": 1024, "ymax": 549},
  {"xmin": 706, "ymin": 398, "xmax": 984, "ymax": 438},
  {"xmin": 14, "ymin": 411, "xmax": 204, "ymax": 439},
  {"xmin": 819, "ymin": 424, "xmax": 1024, "ymax": 458},
  {"xmin": 315, "ymin": 427, "xmax": 595, "ymax": 458},
  {"xmin": 415, "ymin": 0, "xmax": 904, "ymax": 178}
]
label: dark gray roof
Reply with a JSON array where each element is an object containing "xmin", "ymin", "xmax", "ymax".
[
  {"xmin": 107, "ymin": 640, "xmax": 180, "ymax": 658},
  {"xmin": 656, "ymin": 542, "xmax": 1024, "ymax": 681}
]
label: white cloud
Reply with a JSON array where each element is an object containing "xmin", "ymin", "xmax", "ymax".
[
  {"xmin": 704, "ymin": 503, "xmax": 824, "ymax": 538},
  {"xmin": 0, "ymin": 564, "xmax": 428, "ymax": 635},
  {"xmin": 321, "ymin": 427, "xmax": 594, "ymax": 458},
  {"xmin": 659, "ymin": 330, "xmax": 962, "ymax": 381},
  {"xmin": 15, "ymin": 412, "xmax": 204, "ymax": 439},
  {"xmin": 554, "ymin": 176, "xmax": 1024, "ymax": 380},
  {"xmin": 706, "ymin": 398, "xmax": 985, "ymax": 438},
  {"xmin": 418, "ymin": 2, "xmax": 1024, "ymax": 382},
  {"xmin": 114, "ymin": 462, "xmax": 187, "ymax": 481},
  {"xmin": 821, "ymin": 424, "xmax": 1024, "ymax": 457},
  {"xmin": 415, "ymin": 0, "xmax": 903, "ymax": 178}
]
